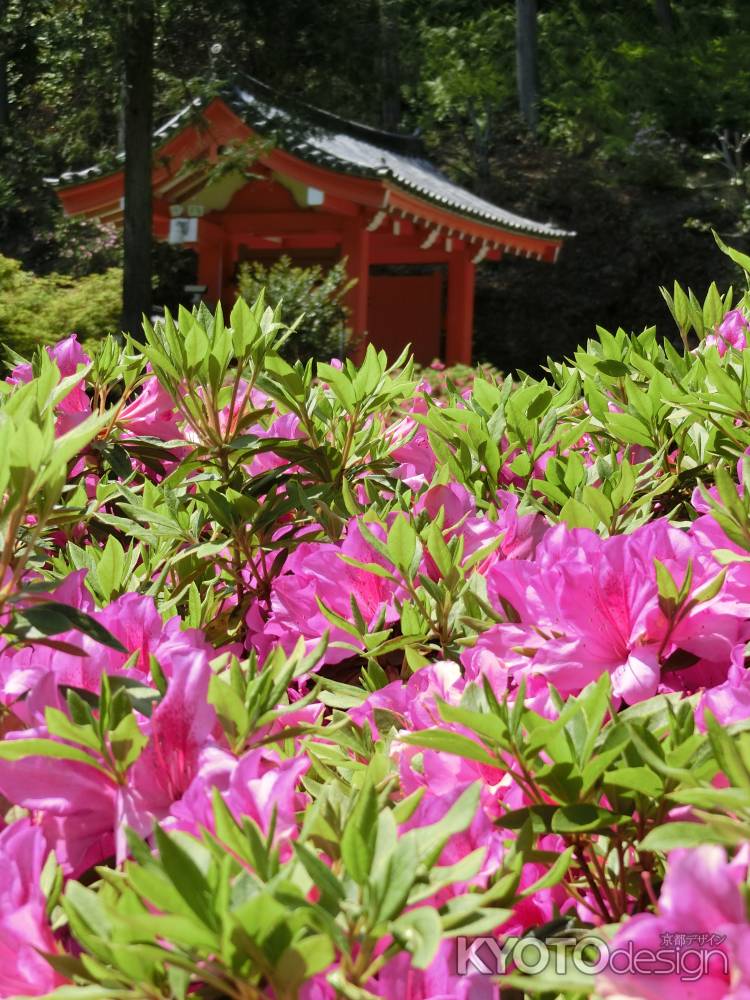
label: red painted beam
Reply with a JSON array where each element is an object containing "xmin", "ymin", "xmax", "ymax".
[
  {"xmin": 369, "ymin": 246, "xmax": 452, "ymax": 266},
  {"xmin": 232, "ymin": 233, "xmax": 342, "ymax": 249},
  {"xmin": 221, "ymin": 212, "xmax": 347, "ymax": 234},
  {"xmin": 385, "ymin": 186, "xmax": 562, "ymax": 261},
  {"xmin": 263, "ymin": 147, "xmax": 385, "ymax": 211}
]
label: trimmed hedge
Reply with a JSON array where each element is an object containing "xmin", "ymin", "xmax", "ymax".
[{"xmin": 0, "ymin": 255, "xmax": 121, "ymax": 357}]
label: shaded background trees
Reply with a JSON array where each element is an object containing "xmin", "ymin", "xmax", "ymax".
[{"xmin": 2, "ymin": 0, "xmax": 750, "ymax": 370}]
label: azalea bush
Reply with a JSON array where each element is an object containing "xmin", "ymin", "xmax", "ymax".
[
  {"xmin": 0, "ymin": 254, "xmax": 121, "ymax": 356},
  {"xmin": 4, "ymin": 237, "xmax": 750, "ymax": 999},
  {"xmin": 237, "ymin": 255, "xmax": 352, "ymax": 362}
]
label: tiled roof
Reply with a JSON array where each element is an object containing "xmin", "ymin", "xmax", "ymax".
[{"xmin": 46, "ymin": 79, "xmax": 573, "ymax": 240}]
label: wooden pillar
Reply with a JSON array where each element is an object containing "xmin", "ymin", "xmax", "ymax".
[
  {"xmin": 445, "ymin": 252, "xmax": 475, "ymax": 365},
  {"xmin": 221, "ymin": 237, "xmax": 236, "ymax": 312},
  {"xmin": 196, "ymin": 230, "xmax": 223, "ymax": 306},
  {"xmin": 342, "ymin": 225, "xmax": 370, "ymax": 363}
]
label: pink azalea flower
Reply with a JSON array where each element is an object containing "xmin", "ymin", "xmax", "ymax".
[
  {"xmin": 255, "ymin": 520, "xmax": 398, "ymax": 665},
  {"xmin": 118, "ymin": 375, "xmax": 181, "ymax": 441},
  {"xmin": 498, "ymin": 834, "xmax": 575, "ymax": 935},
  {"xmin": 123, "ymin": 646, "xmax": 217, "ymax": 835},
  {"xmin": 0, "ymin": 819, "xmax": 67, "ymax": 997},
  {"xmin": 705, "ymin": 309, "xmax": 749, "ymax": 356},
  {"xmin": 0, "ymin": 584, "xmax": 214, "ymax": 710},
  {"xmin": 696, "ymin": 642, "xmax": 750, "ymax": 729},
  {"xmin": 245, "ymin": 410, "xmax": 307, "ymax": 476},
  {"xmin": 482, "ymin": 520, "xmax": 748, "ymax": 708},
  {"xmin": 169, "ymin": 746, "xmax": 310, "ymax": 854},
  {"xmin": 0, "ymin": 751, "xmax": 119, "ymax": 877},
  {"xmin": 299, "ymin": 977, "xmax": 337, "ymax": 1000},
  {"xmin": 494, "ymin": 491, "xmax": 549, "ymax": 561},
  {"xmin": 414, "ymin": 484, "xmax": 511, "ymax": 577},
  {"xmin": 598, "ymin": 846, "xmax": 750, "ymax": 1000},
  {"xmin": 0, "ymin": 592, "xmax": 217, "ymax": 873},
  {"xmin": 350, "ymin": 660, "xmax": 466, "ymax": 741},
  {"xmin": 401, "ymin": 780, "xmax": 506, "ymax": 900},
  {"xmin": 8, "ymin": 334, "xmax": 92, "ymax": 435},
  {"xmin": 6, "ymin": 333, "xmax": 91, "ymax": 394},
  {"xmin": 372, "ymin": 938, "xmax": 498, "ymax": 999},
  {"xmin": 389, "ymin": 396, "xmax": 439, "ymax": 489},
  {"xmin": 0, "ymin": 648, "xmax": 218, "ymax": 874}
]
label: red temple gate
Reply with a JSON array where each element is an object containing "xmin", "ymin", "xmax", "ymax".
[{"xmin": 48, "ymin": 81, "xmax": 572, "ymax": 364}]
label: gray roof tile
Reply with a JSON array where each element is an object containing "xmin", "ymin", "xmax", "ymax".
[
  {"xmin": 46, "ymin": 80, "xmax": 574, "ymax": 241},
  {"xmin": 229, "ymin": 84, "xmax": 572, "ymax": 239}
]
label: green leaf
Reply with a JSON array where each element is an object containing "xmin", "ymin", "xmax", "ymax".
[
  {"xmin": 525, "ymin": 388, "xmax": 553, "ymax": 420},
  {"xmin": 399, "ymin": 728, "xmax": 497, "ymax": 766},
  {"xmin": 152, "ymin": 827, "xmax": 217, "ymax": 931},
  {"xmin": 691, "ymin": 568, "xmax": 727, "ymax": 605},
  {"xmin": 292, "ymin": 842, "xmax": 345, "ymax": 909},
  {"xmin": 0, "ymin": 738, "xmax": 111, "ymax": 776},
  {"xmin": 606, "ymin": 412, "xmax": 653, "ymax": 448},
  {"xmin": 387, "ymin": 515, "xmax": 417, "ymax": 571},
  {"xmin": 392, "ymin": 786, "xmax": 426, "ymax": 824},
  {"xmin": 604, "ymin": 766, "xmax": 663, "ymax": 797},
  {"xmin": 96, "ymin": 535, "xmax": 126, "ymax": 599},
  {"xmin": 559, "ymin": 497, "xmax": 597, "ymax": 530},
  {"xmin": 639, "ymin": 821, "xmax": 729, "ymax": 851},
  {"xmin": 714, "ymin": 230, "xmax": 750, "ymax": 275},
  {"xmin": 109, "ymin": 713, "xmax": 148, "ymax": 770},
  {"xmin": 338, "ymin": 555, "xmax": 396, "ymax": 580},
  {"xmin": 274, "ymin": 935, "xmax": 336, "ymax": 994},
  {"xmin": 501, "ymin": 967, "xmax": 595, "ymax": 996},
  {"xmin": 669, "ymin": 787, "xmax": 750, "ymax": 810},
  {"xmin": 595, "ymin": 359, "xmax": 629, "ymax": 377},
  {"xmin": 17, "ymin": 602, "xmax": 126, "ymax": 652},
  {"xmin": 654, "ymin": 558, "xmax": 679, "ymax": 616},
  {"xmin": 551, "ymin": 805, "xmax": 620, "ymax": 834},
  {"xmin": 341, "ymin": 779, "xmax": 379, "ymax": 885},
  {"xmin": 416, "ymin": 783, "xmax": 482, "ymax": 867},
  {"xmin": 371, "ymin": 816, "xmax": 419, "ymax": 921},
  {"xmin": 519, "ymin": 846, "xmax": 575, "ymax": 897},
  {"xmin": 391, "ymin": 907, "xmax": 442, "ymax": 969},
  {"xmin": 208, "ymin": 675, "xmax": 249, "ymax": 749}
]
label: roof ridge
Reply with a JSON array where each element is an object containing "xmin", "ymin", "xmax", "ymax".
[
  {"xmin": 45, "ymin": 76, "xmax": 575, "ymax": 242},
  {"xmin": 228, "ymin": 75, "xmax": 425, "ymax": 158}
]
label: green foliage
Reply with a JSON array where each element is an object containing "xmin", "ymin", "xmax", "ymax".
[
  {"xmin": 538, "ymin": 2, "xmax": 750, "ymax": 154},
  {"xmin": 51, "ymin": 777, "xmax": 512, "ymax": 999},
  {"xmin": 408, "ymin": 6, "xmax": 516, "ymax": 182},
  {"xmin": 0, "ymin": 256, "xmax": 121, "ymax": 356},
  {"xmin": 407, "ymin": 0, "xmax": 750, "ymax": 185},
  {"xmin": 414, "ymin": 361, "xmax": 502, "ymax": 400},
  {"xmin": 237, "ymin": 256, "xmax": 352, "ymax": 363},
  {"xmin": 3, "ymin": 260, "xmax": 750, "ymax": 996},
  {"xmin": 0, "ymin": 350, "xmax": 109, "ymax": 617},
  {"xmin": 6, "ymin": 0, "xmax": 750, "ymax": 376}
]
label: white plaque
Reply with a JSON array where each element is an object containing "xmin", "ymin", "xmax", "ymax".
[{"xmin": 168, "ymin": 217, "xmax": 198, "ymax": 244}]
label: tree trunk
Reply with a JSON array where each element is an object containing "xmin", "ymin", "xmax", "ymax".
[
  {"xmin": 0, "ymin": 56, "xmax": 9, "ymax": 128},
  {"xmin": 116, "ymin": 75, "xmax": 126, "ymax": 153},
  {"xmin": 121, "ymin": 0, "xmax": 153, "ymax": 339},
  {"xmin": 654, "ymin": 0, "xmax": 675, "ymax": 33},
  {"xmin": 378, "ymin": 0, "xmax": 401, "ymax": 131},
  {"xmin": 515, "ymin": 0, "xmax": 539, "ymax": 133}
]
